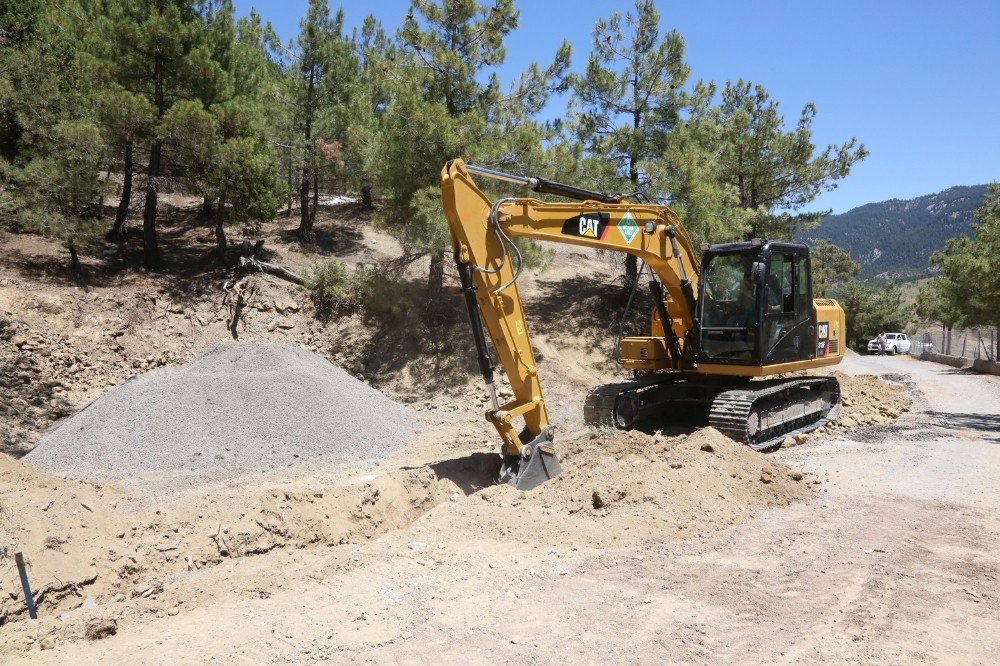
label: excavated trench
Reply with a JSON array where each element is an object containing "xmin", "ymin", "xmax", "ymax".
[{"xmin": 0, "ymin": 451, "xmax": 501, "ymax": 625}]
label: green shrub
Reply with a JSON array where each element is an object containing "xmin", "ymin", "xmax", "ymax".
[
  {"xmin": 350, "ymin": 264, "xmax": 412, "ymax": 320},
  {"xmin": 304, "ymin": 259, "xmax": 352, "ymax": 319},
  {"xmin": 512, "ymin": 237, "xmax": 554, "ymax": 271}
]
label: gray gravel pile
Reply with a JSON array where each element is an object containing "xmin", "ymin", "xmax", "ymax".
[{"xmin": 24, "ymin": 343, "xmax": 414, "ymax": 487}]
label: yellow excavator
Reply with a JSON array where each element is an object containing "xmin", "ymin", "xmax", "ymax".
[{"xmin": 441, "ymin": 159, "xmax": 845, "ymax": 490}]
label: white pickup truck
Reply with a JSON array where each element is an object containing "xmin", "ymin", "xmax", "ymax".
[{"xmin": 867, "ymin": 332, "xmax": 911, "ymax": 355}]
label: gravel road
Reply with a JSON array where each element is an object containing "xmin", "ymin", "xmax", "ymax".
[{"xmin": 801, "ymin": 354, "xmax": 1000, "ymax": 508}]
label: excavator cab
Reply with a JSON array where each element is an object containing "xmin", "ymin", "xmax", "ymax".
[{"xmin": 697, "ymin": 241, "xmax": 816, "ymax": 368}]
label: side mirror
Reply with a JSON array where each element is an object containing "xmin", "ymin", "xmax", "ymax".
[{"xmin": 751, "ymin": 261, "xmax": 765, "ymax": 285}]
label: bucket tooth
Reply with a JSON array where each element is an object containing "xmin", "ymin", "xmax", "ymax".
[{"xmin": 499, "ymin": 427, "xmax": 561, "ymax": 491}]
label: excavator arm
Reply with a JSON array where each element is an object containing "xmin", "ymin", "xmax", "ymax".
[
  {"xmin": 442, "ymin": 159, "xmax": 846, "ymax": 490},
  {"xmin": 441, "ymin": 159, "xmax": 701, "ymax": 489}
]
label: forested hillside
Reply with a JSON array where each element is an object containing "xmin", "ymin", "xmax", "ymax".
[
  {"xmin": 0, "ymin": 0, "xmax": 869, "ymax": 294},
  {"xmin": 805, "ymin": 184, "xmax": 987, "ymax": 280}
]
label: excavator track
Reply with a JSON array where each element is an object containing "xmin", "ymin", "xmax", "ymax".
[
  {"xmin": 583, "ymin": 375, "xmax": 676, "ymax": 428},
  {"xmin": 585, "ymin": 375, "xmax": 841, "ymax": 451},
  {"xmin": 709, "ymin": 377, "xmax": 841, "ymax": 451}
]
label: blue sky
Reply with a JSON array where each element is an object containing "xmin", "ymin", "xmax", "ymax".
[{"xmin": 235, "ymin": 0, "xmax": 1000, "ymax": 214}]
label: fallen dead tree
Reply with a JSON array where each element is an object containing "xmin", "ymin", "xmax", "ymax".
[
  {"xmin": 230, "ymin": 240, "xmax": 304, "ymax": 285},
  {"xmin": 221, "ymin": 241, "xmax": 304, "ymax": 337},
  {"xmin": 222, "ymin": 276, "xmax": 258, "ymax": 339},
  {"xmin": 237, "ymin": 255, "xmax": 304, "ymax": 285}
]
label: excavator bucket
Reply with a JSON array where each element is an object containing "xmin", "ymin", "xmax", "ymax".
[{"xmin": 499, "ymin": 429, "xmax": 562, "ymax": 491}]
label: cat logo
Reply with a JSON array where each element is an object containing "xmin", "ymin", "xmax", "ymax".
[
  {"xmin": 817, "ymin": 322, "xmax": 830, "ymax": 356},
  {"xmin": 561, "ymin": 212, "xmax": 610, "ymax": 240}
]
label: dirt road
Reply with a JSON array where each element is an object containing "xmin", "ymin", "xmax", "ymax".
[{"xmin": 8, "ymin": 355, "xmax": 999, "ymax": 664}]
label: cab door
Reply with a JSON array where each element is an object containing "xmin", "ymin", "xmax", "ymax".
[{"xmin": 762, "ymin": 249, "xmax": 816, "ymax": 365}]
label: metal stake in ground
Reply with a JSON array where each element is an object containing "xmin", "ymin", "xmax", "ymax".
[{"xmin": 14, "ymin": 552, "xmax": 37, "ymax": 619}]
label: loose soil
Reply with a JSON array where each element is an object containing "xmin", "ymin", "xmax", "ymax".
[{"xmin": 1, "ymin": 199, "xmax": 994, "ymax": 662}]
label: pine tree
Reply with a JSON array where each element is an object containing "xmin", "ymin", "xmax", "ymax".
[
  {"xmin": 93, "ymin": 0, "xmax": 285, "ymax": 265},
  {"xmin": 716, "ymin": 80, "xmax": 868, "ymax": 239},
  {"xmin": 346, "ymin": 15, "xmax": 396, "ymax": 211},
  {"xmin": 915, "ymin": 276, "xmax": 964, "ymax": 354},
  {"xmin": 836, "ymin": 280, "xmax": 912, "ymax": 351},
  {"xmin": 97, "ymin": 0, "xmax": 212, "ymax": 269},
  {"xmin": 931, "ymin": 183, "xmax": 1000, "ymax": 357},
  {"xmin": 0, "ymin": 0, "xmax": 108, "ymax": 275},
  {"xmin": 100, "ymin": 88, "xmax": 155, "ymax": 242},
  {"xmin": 375, "ymin": 0, "xmax": 568, "ymax": 313},
  {"xmin": 652, "ymin": 81, "xmax": 745, "ymax": 245},
  {"xmin": 197, "ymin": 5, "xmax": 287, "ymax": 254},
  {"xmin": 810, "ymin": 239, "xmax": 860, "ymax": 296},
  {"xmin": 571, "ymin": 0, "xmax": 688, "ymax": 292},
  {"xmin": 290, "ymin": 0, "xmax": 357, "ymax": 241}
]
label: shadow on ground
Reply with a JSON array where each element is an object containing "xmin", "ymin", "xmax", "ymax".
[
  {"xmin": 524, "ymin": 274, "xmax": 655, "ymax": 341},
  {"xmin": 925, "ymin": 411, "xmax": 1000, "ymax": 440},
  {"xmin": 428, "ymin": 452, "xmax": 502, "ymax": 495},
  {"xmin": 312, "ymin": 279, "xmax": 483, "ymax": 399},
  {"xmin": 633, "ymin": 404, "xmax": 711, "ymax": 439},
  {"xmin": 276, "ymin": 204, "xmax": 369, "ymax": 257}
]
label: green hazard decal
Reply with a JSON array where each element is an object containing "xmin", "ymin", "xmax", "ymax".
[{"xmin": 617, "ymin": 210, "xmax": 639, "ymax": 245}]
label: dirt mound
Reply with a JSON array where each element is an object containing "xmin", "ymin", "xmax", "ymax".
[
  {"xmin": 0, "ymin": 443, "xmax": 494, "ymax": 626},
  {"xmin": 23, "ymin": 343, "xmax": 415, "ymax": 492},
  {"xmin": 834, "ymin": 372, "xmax": 911, "ymax": 427},
  {"xmin": 0, "ymin": 453, "xmax": 122, "ymax": 626},
  {"xmin": 410, "ymin": 428, "xmax": 816, "ymax": 548},
  {"xmin": 777, "ymin": 372, "xmax": 912, "ymax": 448},
  {"xmin": 1, "ymin": 424, "xmax": 812, "ymax": 628}
]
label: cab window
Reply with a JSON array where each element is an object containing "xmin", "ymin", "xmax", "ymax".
[
  {"xmin": 767, "ymin": 254, "xmax": 794, "ymax": 314},
  {"xmin": 699, "ymin": 253, "xmax": 757, "ymax": 360},
  {"xmin": 762, "ymin": 250, "xmax": 816, "ymax": 364},
  {"xmin": 798, "ymin": 255, "xmax": 810, "ymax": 302}
]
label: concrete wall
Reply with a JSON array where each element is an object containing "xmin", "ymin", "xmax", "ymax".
[
  {"xmin": 972, "ymin": 359, "xmax": 1000, "ymax": 375},
  {"xmin": 918, "ymin": 351, "xmax": 973, "ymax": 369}
]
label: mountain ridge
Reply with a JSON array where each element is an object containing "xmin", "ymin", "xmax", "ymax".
[{"xmin": 803, "ymin": 184, "xmax": 988, "ymax": 281}]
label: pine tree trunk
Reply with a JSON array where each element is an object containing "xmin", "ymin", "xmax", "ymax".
[
  {"xmin": 142, "ymin": 139, "xmax": 162, "ymax": 270},
  {"xmin": 214, "ymin": 201, "xmax": 227, "ymax": 262},
  {"xmin": 946, "ymin": 326, "xmax": 952, "ymax": 355},
  {"xmin": 202, "ymin": 196, "xmax": 215, "ymax": 217},
  {"xmin": 285, "ymin": 146, "xmax": 294, "ymax": 217},
  {"xmin": 68, "ymin": 239, "xmax": 82, "ymax": 278},
  {"xmin": 108, "ymin": 138, "xmax": 133, "ymax": 242},
  {"xmin": 299, "ymin": 154, "xmax": 312, "ymax": 237},
  {"xmin": 142, "ymin": 52, "xmax": 164, "ymax": 270},
  {"xmin": 297, "ymin": 68, "xmax": 315, "ymax": 240},
  {"xmin": 361, "ymin": 185, "xmax": 373, "ymax": 210},
  {"xmin": 623, "ymin": 151, "xmax": 639, "ymax": 297},
  {"xmin": 624, "ymin": 255, "xmax": 638, "ymax": 293},
  {"xmin": 425, "ymin": 250, "xmax": 446, "ymax": 325},
  {"xmin": 312, "ymin": 166, "xmax": 319, "ymax": 223}
]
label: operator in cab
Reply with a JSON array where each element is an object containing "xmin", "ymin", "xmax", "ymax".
[{"xmin": 726, "ymin": 269, "xmax": 757, "ymax": 333}]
